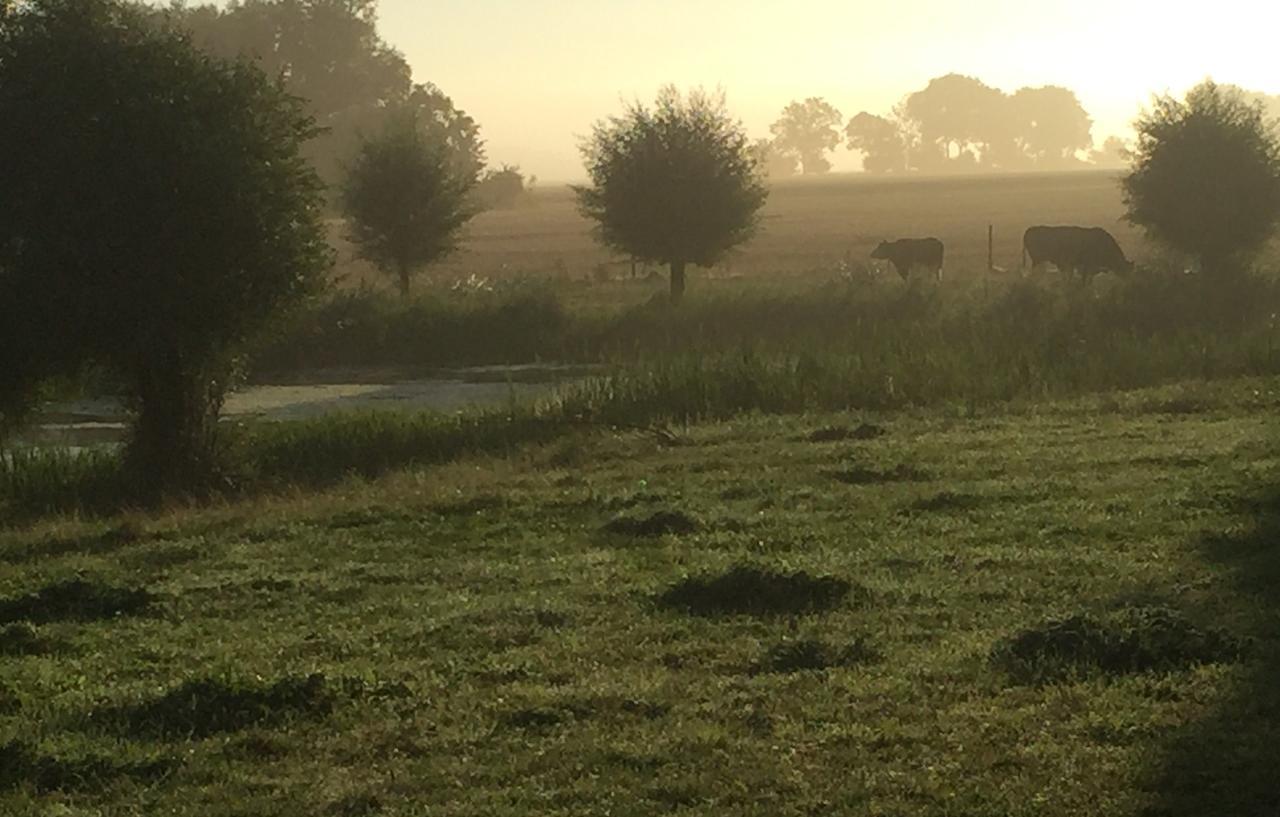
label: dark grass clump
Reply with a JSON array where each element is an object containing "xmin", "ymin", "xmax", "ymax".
[
  {"xmin": 0, "ymin": 578, "xmax": 154, "ymax": 625},
  {"xmin": 906, "ymin": 491, "xmax": 985, "ymax": 513},
  {"xmin": 657, "ymin": 564, "xmax": 858, "ymax": 617},
  {"xmin": 1, "ymin": 521, "xmax": 147, "ymax": 564},
  {"xmin": 0, "ymin": 741, "xmax": 176, "ymax": 793},
  {"xmin": 807, "ymin": 423, "xmax": 887, "ymax": 443},
  {"xmin": 829, "ymin": 464, "xmax": 929, "ymax": 486},
  {"xmin": 603, "ymin": 509, "xmax": 700, "ymax": 537},
  {"xmin": 103, "ymin": 673, "xmax": 337, "ymax": 739},
  {"xmin": 0, "ymin": 622, "xmax": 60, "ymax": 656},
  {"xmin": 497, "ymin": 695, "xmax": 668, "ymax": 732},
  {"xmin": 991, "ymin": 605, "xmax": 1249, "ymax": 684},
  {"xmin": 0, "ymin": 683, "xmax": 19, "ymax": 715},
  {"xmin": 498, "ymin": 705, "xmax": 569, "ymax": 731},
  {"xmin": 756, "ymin": 637, "xmax": 881, "ymax": 674},
  {"xmin": 327, "ymin": 793, "xmax": 385, "ymax": 817}
]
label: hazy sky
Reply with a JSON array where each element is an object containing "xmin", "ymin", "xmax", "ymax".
[{"xmin": 369, "ymin": 0, "xmax": 1278, "ymax": 180}]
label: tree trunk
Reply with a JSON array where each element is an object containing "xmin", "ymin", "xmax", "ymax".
[
  {"xmin": 128, "ymin": 352, "xmax": 221, "ymax": 498},
  {"xmin": 669, "ymin": 260, "xmax": 686, "ymax": 304},
  {"xmin": 398, "ymin": 263, "xmax": 411, "ymax": 298}
]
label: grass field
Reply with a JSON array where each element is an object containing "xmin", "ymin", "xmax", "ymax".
[
  {"xmin": 335, "ymin": 170, "xmax": 1151, "ymax": 289},
  {"xmin": 2, "ymin": 377, "xmax": 1279, "ymax": 815}
]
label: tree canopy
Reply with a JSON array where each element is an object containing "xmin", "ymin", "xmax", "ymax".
[
  {"xmin": 160, "ymin": 0, "xmax": 484, "ymax": 191},
  {"xmin": 850, "ymin": 74, "xmax": 1096, "ymax": 173},
  {"xmin": 770, "ymin": 97, "xmax": 843, "ymax": 174},
  {"xmin": 577, "ymin": 87, "xmax": 768, "ymax": 302},
  {"xmin": 0, "ymin": 0, "xmax": 331, "ymax": 487},
  {"xmin": 1123, "ymin": 80, "xmax": 1280, "ymax": 274},
  {"xmin": 342, "ymin": 108, "xmax": 480, "ymax": 297}
]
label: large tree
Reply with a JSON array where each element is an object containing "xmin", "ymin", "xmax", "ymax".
[
  {"xmin": 342, "ymin": 108, "xmax": 479, "ymax": 297},
  {"xmin": 1009, "ymin": 86, "xmax": 1093, "ymax": 167},
  {"xmin": 904, "ymin": 74, "xmax": 1008, "ymax": 166},
  {"xmin": 576, "ymin": 87, "xmax": 768, "ymax": 303},
  {"xmin": 1123, "ymin": 80, "xmax": 1280, "ymax": 275},
  {"xmin": 161, "ymin": 0, "xmax": 484, "ymax": 191},
  {"xmin": 751, "ymin": 137, "xmax": 800, "ymax": 178},
  {"xmin": 0, "ymin": 0, "xmax": 331, "ymax": 490},
  {"xmin": 770, "ymin": 97, "xmax": 843, "ymax": 174},
  {"xmin": 845, "ymin": 111, "xmax": 906, "ymax": 173}
]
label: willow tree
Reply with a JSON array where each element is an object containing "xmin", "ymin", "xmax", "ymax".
[
  {"xmin": 0, "ymin": 0, "xmax": 331, "ymax": 491},
  {"xmin": 576, "ymin": 87, "xmax": 768, "ymax": 303},
  {"xmin": 341, "ymin": 108, "xmax": 479, "ymax": 297},
  {"xmin": 1124, "ymin": 81, "xmax": 1280, "ymax": 275}
]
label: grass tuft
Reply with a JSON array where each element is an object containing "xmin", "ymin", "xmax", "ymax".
[
  {"xmin": 0, "ymin": 741, "xmax": 176, "ymax": 793},
  {"xmin": 657, "ymin": 564, "xmax": 859, "ymax": 617},
  {"xmin": 830, "ymin": 463, "xmax": 930, "ymax": 485},
  {"xmin": 0, "ymin": 578, "xmax": 154, "ymax": 625},
  {"xmin": 756, "ymin": 637, "xmax": 881, "ymax": 673},
  {"xmin": 807, "ymin": 423, "xmax": 887, "ymax": 443},
  {"xmin": 991, "ymin": 605, "xmax": 1250, "ymax": 684},
  {"xmin": 0, "ymin": 622, "xmax": 60, "ymax": 656},
  {"xmin": 602, "ymin": 510, "xmax": 700, "ymax": 537},
  {"xmin": 101, "ymin": 673, "xmax": 338, "ymax": 739}
]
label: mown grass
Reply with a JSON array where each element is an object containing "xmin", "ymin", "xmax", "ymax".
[{"xmin": 1, "ymin": 377, "xmax": 1278, "ymax": 815}]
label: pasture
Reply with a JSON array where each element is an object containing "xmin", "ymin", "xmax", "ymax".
[
  {"xmin": 6, "ymin": 169, "xmax": 1280, "ymax": 816},
  {"xmin": 1, "ymin": 378, "xmax": 1278, "ymax": 815},
  {"xmin": 337, "ymin": 170, "xmax": 1150, "ymax": 289}
]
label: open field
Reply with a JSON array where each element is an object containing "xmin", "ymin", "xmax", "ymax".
[
  {"xmin": 334, "ymin": 170, "xmax": 1154, "ymax": 289},
  {"xmin": 2, "ymin": 377, "xmax": 1279, "ymax": 815}
]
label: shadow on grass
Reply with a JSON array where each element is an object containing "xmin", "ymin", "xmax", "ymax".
[
  {"xmin": 0, "ymin": 578, "xmax": 155, "ymax": 625},
  {"xmin": 1143, "ymin": 480, "xmax": 1280, "ymax": 816},
  {"xmin": 0, "ymin": 741, "xmax": 176, "ymax": 793}
]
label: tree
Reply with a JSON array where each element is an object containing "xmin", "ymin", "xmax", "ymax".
[
  {"xmin": 342, "ymin": 108, "xmax": 479, "ymax": 297},
  {"xmin": 845, "ymin": 112, "xmax": 906, "ymax": 173},
  {"xmin": 1123, "ymin": 80, "xmax": 1280, "ymax": 275},
  {"xmin": 0, "ymin": 0, "xmax": 331, "ymax": 490},
  {"xmin": 576, "ymin": 87, "xmax": 768, "ymax": 303},
  {"xmin": 904, "ymin": 74, "xmax": 1008, "ymax": 166},
  {"xmin": 770, "ymin": 97, "xmax": 843, "ymax": 174},
  {"xmin": 1090, "ymin": 135, "xmax": 1131, "ymax": 168},
  {"xmin": 161, "ymin": 0, "xmax": 484, "ymax": 192},
  {"xmin": 1009, "ymin": 86, "xmax": 1093, "ymax": 167},
  {"xmin": 750, "ymin": 138, "xmax": 800, "ymax": 178},
  {"xmin": 475, "ymin": 164, "xmax": 530, "ymax": 209}
]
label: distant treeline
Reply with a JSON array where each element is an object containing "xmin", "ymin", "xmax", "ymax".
[
  {"xmin": 758, "ymin": 75, "xmax": 1280, "ymax": 176},
  {"xmin": 153, "ymin": 0, "xmax": 531, "ymax": 207}
]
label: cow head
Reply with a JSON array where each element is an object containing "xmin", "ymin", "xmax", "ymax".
[{"xmin": 869, "ymin": 241, "xmax": 890, "ymax": 259}]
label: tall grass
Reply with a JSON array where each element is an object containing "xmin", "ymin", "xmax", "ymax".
[{"xmin": 5, "ymin": 269, "xmax": 1280, "ymax": 519}]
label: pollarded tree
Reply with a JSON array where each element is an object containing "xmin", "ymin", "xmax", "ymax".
[
  {"xmin": 341, "ymin": 108, "xmax": 480, "ymax": 297},
  {"xmin": 1123, "ymin": 80, "xmax": 1280, "ymax": 275},
  {"xmin": 770, "ymin": 97, "xmax": 843, "ymax": 174},
  {"xmin": 576, "ymin": 87, "xmax": 768, "ymax": 303},
  {"xmin": 0, "ymin": 0, "xmax": 331, "ymax": 491}
]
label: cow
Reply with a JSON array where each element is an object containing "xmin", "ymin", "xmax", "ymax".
[
  {"xmin": 870, "ymin": 238, "xmax": 944, "ymax": 282},
  {"xmin": 1022, "ymin": 226, "xmax": 1132, "ymax": 283}
]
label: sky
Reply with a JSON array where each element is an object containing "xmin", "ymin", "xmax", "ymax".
[
  {"xmin": 370, "ymin": 0, "xmax": 1280, "ymax": 181},
  {"xmin": 204, "ymin": 0, "xmax": 1280, "ymax": 181}
]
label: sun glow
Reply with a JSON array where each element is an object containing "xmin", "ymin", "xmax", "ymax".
[{"xmin": 364, "ymin": 1, "xmax": 1280, "ymax": 179}]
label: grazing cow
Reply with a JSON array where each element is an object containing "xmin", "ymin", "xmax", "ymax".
[
  {"xmin": 870, "ymin": 238, "xmax": 944, "ymax": 281},
  {"xmin": 1022, "ymin": 226, "xmax": 1132, "ymax": 282}
]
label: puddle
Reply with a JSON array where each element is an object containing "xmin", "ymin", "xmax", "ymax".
[{"xmin": 12, "ymin": 366, "xmax": 594, "ymax": 450}]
